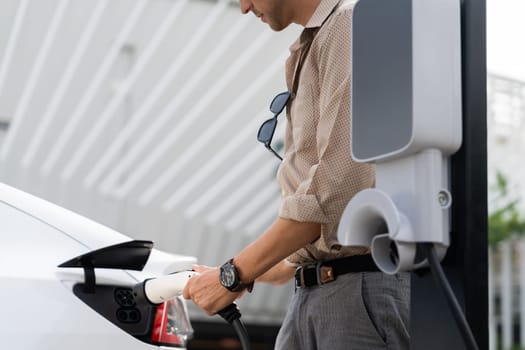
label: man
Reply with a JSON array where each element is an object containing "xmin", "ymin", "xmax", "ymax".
[{"xmin": 183, "ymin": 0, "xmax": 410, "ymax": 348}]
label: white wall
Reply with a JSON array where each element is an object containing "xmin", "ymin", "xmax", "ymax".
[{"xmin": 0, "ymin": 0, "xmax": 301, "ymax": 324}]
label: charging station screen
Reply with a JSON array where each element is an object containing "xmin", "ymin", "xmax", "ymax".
[{"xmin": 351, "ymin": 0, "xmax": 413, "ymax": 161}]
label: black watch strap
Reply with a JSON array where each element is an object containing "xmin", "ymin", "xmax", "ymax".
[{"xmin": 232, "ymin": 280, "xmax": 254, "ymax": 293}]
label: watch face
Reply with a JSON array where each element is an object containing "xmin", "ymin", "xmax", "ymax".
[{"xmin": 220, "ymin": 264, "xmax": 237, "ymax": 288}]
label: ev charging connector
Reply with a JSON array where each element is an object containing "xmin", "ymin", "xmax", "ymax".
[
  {"xmin": 133, "ymin": 272, "xmax": 252, "ymax": 350},
  {"xmin": 337, "ymin": 0, "xmax": 462, "ymax": 274}
]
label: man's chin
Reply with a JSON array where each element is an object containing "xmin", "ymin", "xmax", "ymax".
[{"xmin": 267, "ymin": 21, "xmax": 288, "ymax": 32}]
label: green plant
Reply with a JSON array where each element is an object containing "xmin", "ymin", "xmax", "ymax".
[{"xmin": 488, "ymin": 171, "xmax": 525, "ymax": 246}]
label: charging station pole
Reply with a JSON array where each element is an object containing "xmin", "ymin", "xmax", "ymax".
[{"xmin": 409, "ymin": 0, "xmax": 488, "ymax": 348}]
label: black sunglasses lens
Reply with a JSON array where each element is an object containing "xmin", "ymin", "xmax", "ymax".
[
  {"xmin": 257, "ymin": 118, "xmax": 277, "ymax": 142},
  {"xmin": 270, "ymin": 92, "xmax": 291, "ymax": 114}
]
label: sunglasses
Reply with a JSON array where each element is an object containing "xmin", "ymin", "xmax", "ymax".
[{"xmin": 257, "ymin": 91, "xmax": 291, "ymax": 161}]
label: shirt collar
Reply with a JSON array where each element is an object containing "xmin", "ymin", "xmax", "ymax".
[{"xmin": 305, "ymin": 0, "xmax": 341, "ymax": 28}]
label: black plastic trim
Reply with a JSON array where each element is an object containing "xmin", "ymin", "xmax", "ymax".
[{"xmin": 58, "ymin": 240, "xmax": 153, "ymax": 293}]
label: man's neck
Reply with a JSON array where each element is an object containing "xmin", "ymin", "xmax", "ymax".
[{"xmin": 292, "ymin": 0, "xmax": 322, "ymax": 27}]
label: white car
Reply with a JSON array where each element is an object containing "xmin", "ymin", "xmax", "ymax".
[{"xmin": 0, "ymin": 183, "xmax": 196, "ymax": 349}]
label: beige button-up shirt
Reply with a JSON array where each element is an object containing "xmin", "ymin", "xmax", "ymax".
[{"xmin": 277, "ymin": 0, "xmax": 375, "ymax": 265}]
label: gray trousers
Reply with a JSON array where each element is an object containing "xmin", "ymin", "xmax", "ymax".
[{"xmin": 275, "ymin": 272, "xmax": 410, "ymax": 350}]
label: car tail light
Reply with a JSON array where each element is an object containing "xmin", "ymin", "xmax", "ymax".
[{"xmin": 151, "ymin": 296, "xmax": 193, "ymax": 347}]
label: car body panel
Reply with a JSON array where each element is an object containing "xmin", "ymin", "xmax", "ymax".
[
  {"xmin": 0, "ymin": 275, "xmax": 161, "ymax": 349},
  {"xmin": 0, "ymin": 183, "xmax": 196, "ymax": 349}
]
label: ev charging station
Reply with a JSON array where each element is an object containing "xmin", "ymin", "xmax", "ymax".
[
  {"xmin": 337, "ymin": 0, "xmax": 487, "ymax": 348},
  {"xmin": 127, "ymin": 0, "xmax": 487, "ymax": 347}
]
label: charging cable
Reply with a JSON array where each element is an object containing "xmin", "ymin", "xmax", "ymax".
[
  {"xmin": 217, "ymin": 303, "xmax": 252, "ymax": 350},
  {"xmin": 421, "ymin": 243, "xmax": 479, "ymax": 350}
]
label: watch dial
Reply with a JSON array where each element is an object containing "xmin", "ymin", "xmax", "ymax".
[{"xmin": 221, "ymin": 267, "xmax": 236, "ymax": 287}]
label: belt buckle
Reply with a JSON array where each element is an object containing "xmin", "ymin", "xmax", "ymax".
[
  {"xmin": 295, "ymin": 262, "xmax": 315, "ymax": 289},
  {"xmin": 295, "ymin": 263, "xmax": 312, "ymax": 289},
  {"xmin": 295, "ymin": 262, "xmax": 335, "ymax": 289}
]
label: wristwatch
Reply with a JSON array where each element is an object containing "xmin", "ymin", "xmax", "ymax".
[{"xmin": 219, "ymin": 259, "xmax": 254, "ymax": 293}]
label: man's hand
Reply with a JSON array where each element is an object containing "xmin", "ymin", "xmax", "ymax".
[{"xmin": 182, "ymin": 264, "xmax": 241, "ymax": 315}]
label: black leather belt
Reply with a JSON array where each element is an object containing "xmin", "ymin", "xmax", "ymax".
[{"xmin": 294, "ymin": 254, "xmax": 380, "ymax": 289}]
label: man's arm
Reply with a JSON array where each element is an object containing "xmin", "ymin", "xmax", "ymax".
[
  {"xmin": 256, "ymin": 259, "xmax": 296, "ymax": 285},
  {"xmin": 182, "ymin": 217, "xmax": 320, "ymax": 315}
]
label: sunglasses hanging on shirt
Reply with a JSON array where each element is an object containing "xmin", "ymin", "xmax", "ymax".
[
  {"xmin": 257, "ymin": 28, "xmax": 319, "ymax": 162},
  {"xmin": 256, "ymin": 91, "xmax": 291, "ymax": 161}
]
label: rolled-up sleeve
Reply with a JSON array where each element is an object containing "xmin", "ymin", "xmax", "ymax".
[{"xmin": 280, "ymin": 193, "xmax": 329, "ymax": 223}]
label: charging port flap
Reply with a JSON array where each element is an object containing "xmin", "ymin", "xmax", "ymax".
[{"xmin": 58, "ymin": 240, "xmax": 154, "ymax": 292}]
